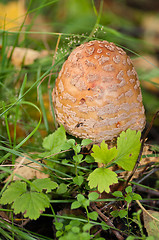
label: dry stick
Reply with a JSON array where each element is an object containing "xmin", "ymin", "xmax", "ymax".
[
  {"xmin": 91, "ymin": 203, "xmax": 125, "ymax": 240},
  {"xmin": 136, "ymin": 200, "xmax": 159, "ymax": 223},
  {"xmin": 125, "ymin": 110, "xmax": 159, "ymax": 187}
]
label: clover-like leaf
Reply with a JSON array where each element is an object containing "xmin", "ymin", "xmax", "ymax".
[
  {"xmin": 91, "ymin": 140, "xmax": 117, "ymax": 165},
  {"xmin": 12, "ymin": 191, "xmax": 50, "ymax": 220},
  {"xmin": 87, "ymin": 211, "xmax": 98, "ymax": 220},
  {"xmin": 88, "ymin": 168, "xmax": 118, "ymax": 193},
  {"xmin": 71, "ymin": 201, "xmax": 81, "ymax": 210},
  {"xmin": 115, "ymin": 129, "xmax": 141, "ymax": 171}
]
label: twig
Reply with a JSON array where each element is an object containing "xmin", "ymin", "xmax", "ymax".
[
  {"xmin": 136, "ymin": 200, "xmax": 159, "ymax": 223},
  {"xmin": 91, "ymin": 202, "xmax": 125, "ymax": 240}
]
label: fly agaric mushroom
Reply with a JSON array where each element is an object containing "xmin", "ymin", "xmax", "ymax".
[{"xmin": 53, "ymin": 40, "xmax": 146, "ymax": 142}]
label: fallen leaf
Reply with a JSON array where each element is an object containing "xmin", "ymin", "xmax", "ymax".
[
  {"xmin": 0, "ymin": 1, "xmax": 27, "ymax": 31},
  {"xmin": 143, "ymin": 210, "xmax": 159, "ymax": 237},
  {"xmin": 5, "ymin": 153, "xmax": 49, "ymax": 182},
  {"xmin": 7, "ymin": 46, "xmax": 50, "ymax": 67}
]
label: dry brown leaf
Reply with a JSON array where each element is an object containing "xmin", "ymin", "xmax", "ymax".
[
  {"xmin": 143, "ymin": 210, "xmax": 159, "ymax": 237},
  {"xmin": 5, "ymin": 153, "xmax": 49, "ymax": 182},
  {"xmin": 7, "ymin": 46, "xmax": 50, "ymax": 67}
]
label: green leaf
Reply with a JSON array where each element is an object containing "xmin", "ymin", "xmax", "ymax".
[
  {"xmin": 0, "ymin": 181, "xmax": 26, "ymax": 204},
  {"xmin": 88, "ymin": 192, "xmax": 99, "ymax": 201},
  {"xmin": 12, "ymin": 191, "xmax": 50, "ymax": 220},
  {"xmin": 70, "ymin": 220, "xmax": 81, "ymax": 227},
  {"xmin": 83, "ymin": 223, "xmax": 93, "ymax": 232},
  {"xmin": 101, "ymin": 222, "xmax": 110, "ymax": 230},
  {"xmin": 73, "ymin": 154, "xmax": 83, "ymax": 163},
  {"xmin": 71, "ymin": 201, "xmax": 81, "ymax": 209},
  {"xmin": 125, "ymin": 186, "xmax": 132, "ymax": 194},
  {"xmin": 31, "ymin": 178, "xmax": 58, "ymax": 193},
  {"xmin": 61, "ymin": 139, "xmax": 76, "ymax": 150},
  {"xmin": 88, "ymin": 168, "xmax": 118, "ymax": 193},
  {"xmin": 73, "ymin": 144, "xmax": 81, "ymax": 154},
  {"xmin": 77, "ymin": 194, "xmax": 85, "ymax": 202},
  {"xmin": 54, "ymin": 222, "xmax": 63, "ymax": 231},
  {"xmin": 111, "ymin": 209, "xmax": 127, "ymax": 218},
  {"xmin": 73, "ymin": 176, "xmax": 84, "ymax": 186},
  {"xmin": 111, "ymin": 210, "xmax": 119, "ymax": 218},
  {"xmin": 81, "ymin": 139, "xmax": 93, "ymax": 146},
  {"xmin": 56, "ymin": 183, "xmax": 67, "ymax": 194},
  {"xmin": 115, "ymin": 129, "xmax": 141, "ymax": 171},
  {"xmin": 84, "ymin": 155, "xmax": 94, "ymax": 163},
  {"xmin": 42, "ymin": 125, "xmax": 66, "ymax": 151},
  {"xmin": 91, "ymin": 140, "xmax": 117, "ymax": 165},
  {"xmin": 87, "ymin": 211, "xmax": 98, "ymax": 220},
  {"xmin": 71, "ymin": 226, "xmax": 80, "ymax": 233},
  {"xmin": 118, "ymin": 209, "xmax": 127, "ymax": 218},
  {"xmin": 112, "ymin": 191, "xmax": 123, "ymax": 198},
  {"xmin": 56, "ymin": 230, "xmax": 63, "ymax": 238},
  {"xmin": 126, "ymin": 236, "xmax": 136, "ymax": 240},
  {"xmin": 125, "ymin": 195, "xmax": 132, "ymax": 204},
  {"xmin": 132, "ymin": 193, "xmax": 142, "ymax": 201}
]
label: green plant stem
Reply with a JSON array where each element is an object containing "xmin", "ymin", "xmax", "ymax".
[
  {"xmin": 85, "ymin": 207, "xmax": 90, "ymax": 223},
  {"xmin": 2, "ymin": 103, "xmax": 12, "ymax": 147}
]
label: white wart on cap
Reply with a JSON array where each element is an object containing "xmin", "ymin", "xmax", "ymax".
[{"xmin": 53, "ymin": 40, "xmax": 146, "ymax": 142}]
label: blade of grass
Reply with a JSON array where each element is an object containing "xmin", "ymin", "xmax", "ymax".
[
  {"xmin": 0, "ymin": 101, "xmax": 42, "ymax": 163},
  {"xmin": 2, "ymin": 103, "xmax": 12, "ymax": 147},
  {"xmin": 37, "ymin": 67, "xmax": 50, "ymax": 133}
]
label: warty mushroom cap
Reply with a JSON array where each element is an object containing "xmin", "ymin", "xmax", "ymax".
[{"xmin": 52, "ymin": 40, "xmax": 146, "ymax": 142}]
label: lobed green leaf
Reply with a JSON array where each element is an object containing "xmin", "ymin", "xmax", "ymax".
[
  {"xmin": 115, "ymin": 129, "xmax": 141, "ymax": 171},
  {"xmin": 42, "ymin": 125, "xmax": 66, "ymax": 151},
  {"xmin": 12, "ymin": 191, "xmax": 50, "ymax": 220},
  {"xmin": 88, "ymin": 168, "xmax": 118, "ymax": 193},
  {"xmin": 31, "ymin": 178, "xmax": 58, "ymax": 193},
  {"xmin": 91, "ymin": 140, "xmax": 117, "ymax": 165},
  {"xmin": 0, "ymin": 181, "xmax": 26, "ymax": 205}
]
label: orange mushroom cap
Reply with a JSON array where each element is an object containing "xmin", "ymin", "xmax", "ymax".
[{"xmin": 53, "ymin": 40, "xmax": 146, "ymax": 142}]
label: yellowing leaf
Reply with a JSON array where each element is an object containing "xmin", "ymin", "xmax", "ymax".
[
  {"xmin": 88, "ymin": 168, "xmax": 118, "ymax": 193},
  {"xmin": 91, "ymin": 140, "xmax": 117, "ymax": 166},
  {"xmin": 0, "ymin": 1, "xmax": 26, "ymax": 30}
]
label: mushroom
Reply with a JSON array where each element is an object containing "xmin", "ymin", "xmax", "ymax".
[{"xmin": 53, "ymin": 40, "xmax": 146, "ymax": 142}]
